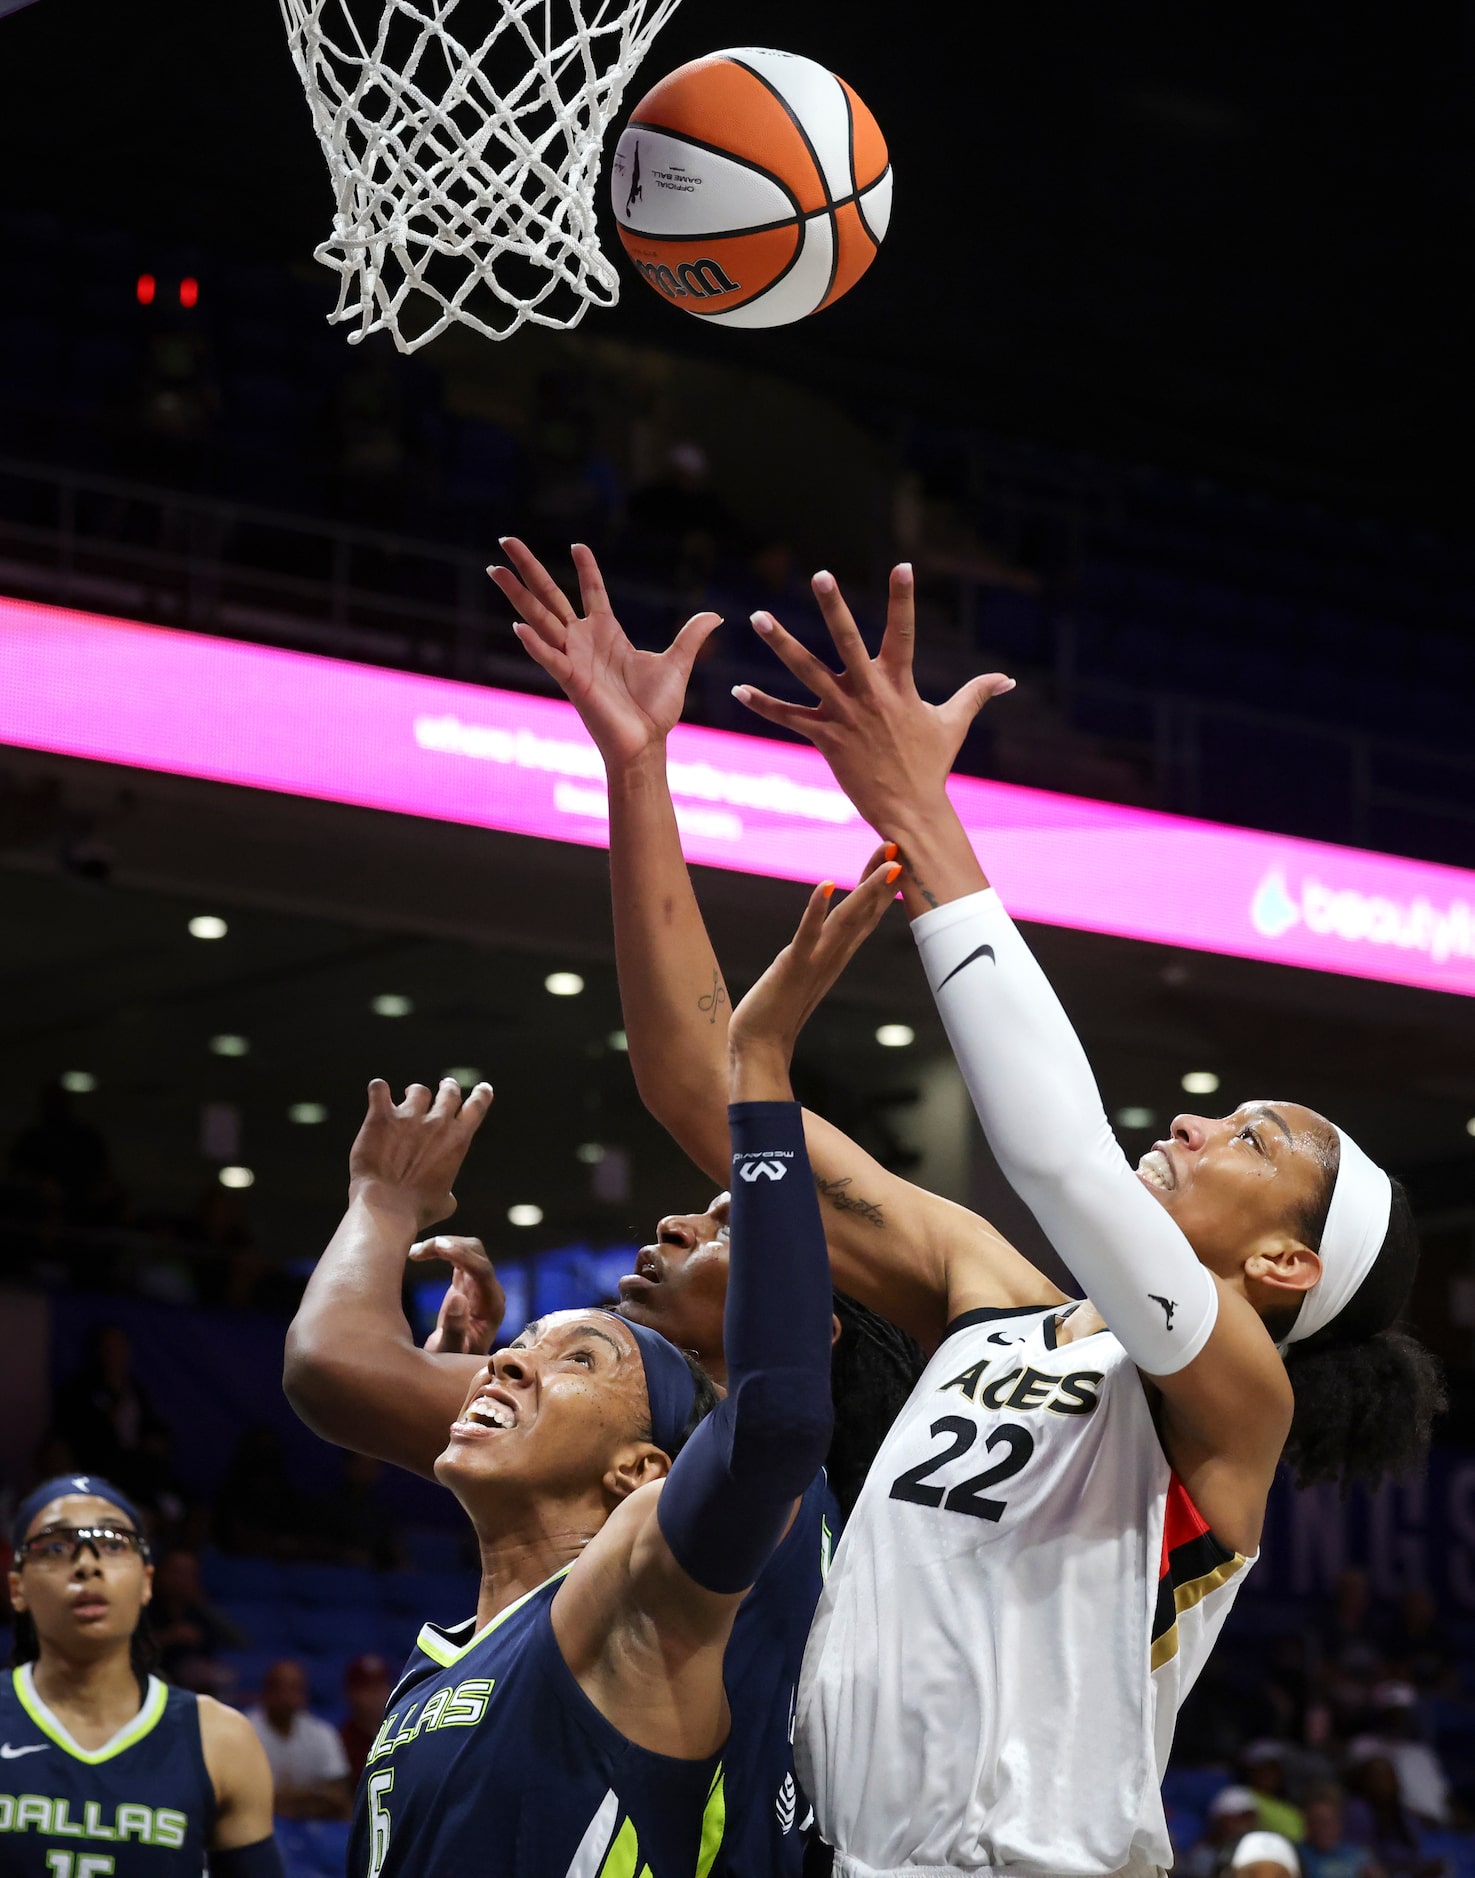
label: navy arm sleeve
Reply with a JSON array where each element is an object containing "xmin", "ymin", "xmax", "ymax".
[{"xmin": 656, "ymin": 1100, "xmax": 836, "ymax": 1595}]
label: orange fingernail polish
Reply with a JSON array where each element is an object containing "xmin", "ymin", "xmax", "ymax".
[
  {"xmin": 821, "ymin": 881, "xmax": 836, "ymax": 899},
  {"xmin": 884, "ymin": 842, "xmax": 898, "ymax": 861},
  {"xmin": 886, "ymin": 864, "xmax": 903, "ymax": 882}
]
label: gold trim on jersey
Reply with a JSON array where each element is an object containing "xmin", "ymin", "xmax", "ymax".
[
  {"xmin": 1149, "ymin": 1556, "xmax": 1246, "ymax": 1671},
  {"xmin": 12, "ymin": 1667, "xmax": 169, "ymax": 1764},
  {"xmin": 415, "ymin": 1563, "xmax": 575, "ymax": 1669}
]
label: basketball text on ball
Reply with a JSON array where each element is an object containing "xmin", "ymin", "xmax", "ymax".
[
  {"xmin": 633, "ymin": 257, "xmax": 741, "ymax": 301},
  {"xmin": 612, "ymin": 47, "xmax": 892, "ymax": 328}
]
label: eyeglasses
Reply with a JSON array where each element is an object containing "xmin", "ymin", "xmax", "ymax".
[{"xmin": 16, "ymin": 1525, "xmax": 149, "ymax": 1568}]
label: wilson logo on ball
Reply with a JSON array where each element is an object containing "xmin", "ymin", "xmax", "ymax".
[
  {"xmin": 611, "ymin": 45, "xmax": 892, "ymax": 329},
  {"xmin": 633, "ymin": 257, "xmax": 740, "ymax": 301}
]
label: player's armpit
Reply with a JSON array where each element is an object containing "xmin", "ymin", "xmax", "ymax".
[
  {"xmin": 551, "ymin": 1482, "xmax": 742, "ymax": 1759},
  {"xmin": 802, "ymin": 1108, "xmax": 1065, "ymax": 1351},
  {"xmin": 199, "ymin": 1699, "xmax": 277, "ymax": 1853},
  {"xmin": 1146, "ymin": 1279, "xmax": 1293, "ymax": 1556}
]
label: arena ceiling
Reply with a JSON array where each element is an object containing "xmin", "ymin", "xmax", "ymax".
[{"xmin": 0, "ymin": 1, "xmax": 1469, "ymax": 530}]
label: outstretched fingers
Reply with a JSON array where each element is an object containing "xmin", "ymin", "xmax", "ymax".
[
  {"xmin": 569, "ymin": 542, "xmax": 614, "ymax": 621},
  {"xmin": 500, "ymin": 538, "xmax": 577, "ymax": 626},
  {"xmin": 730, "ymin": 682, "xmax": 825, "ymax": 739},
  {"xmin": 939, "ymin": 670, "xmax": 1016, "ymax": 738},
  {"xmin": 670, "ymin": 609, "xmax": 723, "ymax": 674},
  {"xmin": 810, "ymin": 571, "xmax": 871, "ymax": 676},
  {"xmin": 877, "ymin": 562, "xmax": 917, "ymax": 677},
  {"xmin": 750, "ymin": 609, "xmax": 844, "ymax": 704},
  {"xmin": 489, "ymin": 562, "xmax": 568, "ymax": 653}
]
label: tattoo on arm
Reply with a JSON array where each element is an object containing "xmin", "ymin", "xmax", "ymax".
[
  {"xmin": 697, "ymin": 970, "xmax": 729, "ymax": 1024},
  {"xmin": 904, "ymin": 861, "xmax": 939, "ymax": 910},
  {"xmin": 815, "ymin": 1174, "xmax": 886, "ymax": 1229}
]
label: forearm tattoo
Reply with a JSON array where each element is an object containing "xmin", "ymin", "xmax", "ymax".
[
  {"xmin": 697, "ymin": 969, "xmax": 729, "ymax": 1024},
  {"xmin": 904, "ymin": 859, "xmax": 940, "ymax": 910},
  {"xmin": 814, "ymin": 1174, "xmax": 886, "ymax": 1229}
]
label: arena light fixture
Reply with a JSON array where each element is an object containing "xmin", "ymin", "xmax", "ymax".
[
  {"xmin": 545, "ymin": 971, "xmax": 584, "ymax": 997},
  {"xmin": 219, "ymin": 1165, "xmax": 255, "ymax": 1189},
  {"xmin": 576, "ymin": 1142, "xmax": 606, "ymax": 1165},
  {"xmin": 607, "ymin": 1030, "xmax": 628, "ymax": 1053},
  {"xmin": 210, "ymin": 1034, "xmax": 250, "ymax": 1058},
  {"xmin": 288, "ymin": 1102, "xmax": 328, "ymax": 1125},
  {"xmin": 875, "ymin": 1023, "xmax": 915, "ymax": 1049},
  {"xmin": 371, "ymin": 993, "xmax": 413, "ymax": 1017},
  {"xmin": 1181, "ymin": 1070, "xmax": 1220, "ymax": 1096},
  {"xmin": 135, "ymin": 274, "xmax": 155, "ymax": 305},
  {"xmin": 1116, "ymin": 1106, "xmax": 1156, "ymax": 1131},
  {"xmin": 507, "ymin": 1203, "xmax": 543, "ymax": 1227},
  {"xmin": 178, "ymin": 277, "xmax": 199, "ymax": 309},
  {"xmin": 60, "ymin": 1070, "xmax": 97, "ymax": 1094},
  {"xmin": 188, "ymin": 915, "xmax": 228, "ymax": 940},
  {"xmin": 1466, "ymin": 1118, "xmax": 1475, "ymax": 1139}
]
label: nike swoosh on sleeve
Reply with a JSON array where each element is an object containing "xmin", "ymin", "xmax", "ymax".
[
  {"xmin": 0, "ymin": 1744, "xmax": 50, "ymax": 1758},
  {"xmin": 936, "ymin": 943, "xmax": 996, "ymax": 990}
]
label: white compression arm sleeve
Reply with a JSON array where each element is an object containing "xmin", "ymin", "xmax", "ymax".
[{"xmin": 914, "ymin": 889, "xmax": 1218, "ymax": 1376}]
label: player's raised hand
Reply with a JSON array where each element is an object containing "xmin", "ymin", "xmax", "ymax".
[
  {"xmin": 411, "ymin": 1235, "xmax": 507, "ymax": 1356},
  {"xmin": 728, "ymin": 858, "xmax": 902, "ymax": 1096},
  {"xmin": 733, "ymin": 564, "xmax": 1014, "ymax": 834},
  {"xmin": 348, "ymin": 1077, "xmax": 494, "ymax": 1234},
  {"xmin": 490, "ymin": 538, "xmax": 721, "ymax": 769}
]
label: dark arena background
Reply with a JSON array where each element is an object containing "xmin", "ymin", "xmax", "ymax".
[{"xmin": 1, "ymin": 2, "xmax": 1474, "ymax": 1874}]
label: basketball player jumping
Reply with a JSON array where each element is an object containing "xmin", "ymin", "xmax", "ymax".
[
  {"xmin": 492, "ymin": 537, "xmax": 1443, "ymax": 1878},
  {"xmin": 302, "ymin": 864, "xmax": 896, "ymax": 1876},
  {"xmin": 4, "ymin": 1476, "xmax": 279, "ymax": 1877}
]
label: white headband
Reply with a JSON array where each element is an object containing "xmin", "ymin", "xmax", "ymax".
[{"xmin": 1284, "ymin": 1126, "xmax": 1392, "ymax": 1345}]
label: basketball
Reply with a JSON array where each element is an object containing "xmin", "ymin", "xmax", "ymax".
[{"xmin": 609, "ymin": 47, "xmax": 892, "ymax": 328}]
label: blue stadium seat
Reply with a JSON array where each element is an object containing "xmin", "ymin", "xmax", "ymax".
[
  {"xmin": 302, "ymin": 1651, "xmax": 354, "ymax": 1713},
  {"xmin": 1161, "ymin": 1767, "xmax": 1233, "ymax": 1814},
  {"xmin": 278, "ymin": 1563, "xmax": 381, "ymax": 1611},
  {"xmin": 403, "ymin": 1527, "xmax": 466, "ymax": 1573},
  {"xmin": 381, "ymin": 1570, "xmax": 477, "ymax": 1622},
  {"xmin": 274, "ymin": 1817, "xmax": 351, "ymax": 1878},
  {"xmin": 217, "ymin": 1599, "xmax": 295, "ymax": 1654},
  {"xmin": 201, "ymin": 1555, "xmax": 286, "ymax": 1603},
  {"xmin": 289, "ymin": 1605, "xmax": 381, "ymax": 1657}
]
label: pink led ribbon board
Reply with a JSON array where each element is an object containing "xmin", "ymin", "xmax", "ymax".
[{"xmin": 5, "ymin": 595, "xmax": 1475, "ymax": 997}]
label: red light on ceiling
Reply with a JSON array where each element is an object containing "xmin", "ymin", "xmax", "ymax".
[
  {"xmin": 135, "ymin": 274, "xmax": 156, "ymax": 305},
  {"xmin": 178, "ymin": 277, "xmax": 199, "ymax": 309}
]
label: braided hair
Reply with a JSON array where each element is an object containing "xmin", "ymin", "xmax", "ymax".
[{"xmin": 825, "ymin": 1291, "xmax": 926, "ymax": 1516}]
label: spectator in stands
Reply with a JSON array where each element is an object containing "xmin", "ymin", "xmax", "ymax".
[
  {"xmin": 54, "ymin": 1324, "xmax": 176, "ymax": 1510},
  {"xmin": 339, "ymin": 1652, "xmax": 393, "ymax": 1787},
  {"xmin": 1299, "ymin": 1786, "xmax": 1377, "ymax": 1878},
  {"xmin": 1352, "ymin": 1684, "xmax": 1452, "ymax": 1827},
  {"xmin": 1321, "ymin": 1570, "xmax": 1383, "ymax": 1676},
  {"xmin": 215, "ymin": 1425, "xmax": 309, "ymax": 1558},
  {"xmin": 7, "ymin": 1080, "xmax": 120, "ymax": 1226},
  {"xmin": 1345, "ymin": 1753, "xmax": 1444, "ymax": 1878},
  {"xmin": 313, "ymin": 1453, "xmax": 404, "ymax": 1571},
  {"xmin": 1383, "ymin": 1591, "xmax": 1452, "ymax": 1695},
  {"xmin": 1243, "ymin": 1742, "xmax": 1307, "ymax": 1842},
  {"xmin": 247, "ymin": 1658, "xmax": 353, "ymax": 1822},
  {"xmin": 148, "ymin": 1547, "xmax": 246, "ymax": 1693},
  {"xmin": 1182, "ymin": 1786, "xmax": 1264, "ymax": 1878},
  {"xmin": 1232, "ymin": 1832, "xmax": 1302, "ymax": 1878}
]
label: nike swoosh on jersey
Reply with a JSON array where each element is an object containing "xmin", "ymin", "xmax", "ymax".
[
  {"xmin": 0, "ymin": 1743, "xmax": 49, "ymax": 1758},
  {"xmin": 936, "ymin": 943, "xmax": 996, "ymax": 990}
]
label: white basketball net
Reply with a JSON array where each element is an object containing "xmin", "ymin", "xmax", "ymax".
[{"xmin": 280, "ymin": 0, "xmax": 684, "ymax": 351}]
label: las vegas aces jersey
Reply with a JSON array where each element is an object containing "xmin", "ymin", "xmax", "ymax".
[
  {"xmin": 796, "ymin": 1304, "xmax": 1251, "ymax": 1878},
  {"xmin": 0, "ymin": 1668, "xmax": 214, "ymax": 1875}
]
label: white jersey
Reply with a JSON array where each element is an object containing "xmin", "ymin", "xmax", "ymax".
[{"xmin": 796, "ymin": 1303, "xmax": 1252, "ymax": 1878}]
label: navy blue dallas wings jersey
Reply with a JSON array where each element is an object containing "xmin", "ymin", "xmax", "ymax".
[
  {"xmin": 0, "ymin": 1668, "xmax": 214, "ymax": 1875},
  {"xmin": 351, "ymin": 1473, "xmax": 838, "ymax": 1878}
]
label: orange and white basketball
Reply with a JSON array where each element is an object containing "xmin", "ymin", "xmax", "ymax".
[{"xmin": 610, "ymin": 47, "xmax": 892, "ymax": 327}]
